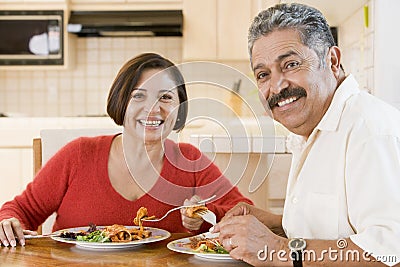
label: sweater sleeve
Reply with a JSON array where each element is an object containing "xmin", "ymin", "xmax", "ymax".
[{"xmin": 0, "ymin": 138, "xmax": 81, "ymax": 230}]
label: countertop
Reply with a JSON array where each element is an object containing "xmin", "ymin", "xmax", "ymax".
[{"xmin": 0, "ymin": 116, "xmax": 290, "ymax": 153}]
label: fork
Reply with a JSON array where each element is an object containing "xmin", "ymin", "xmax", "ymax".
[
  {"xmin": 196, "ymin": 210, "xmax": 217, "ymax": 226},
  {"xmin": 142, "ymin": 195, "xmax": 216, "ymax": 222},
  {"xmin": 23, "ymin": 233, "xmax": 59, "ymax": 239}
]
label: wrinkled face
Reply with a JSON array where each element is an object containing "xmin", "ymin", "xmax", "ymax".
[
  {"xmin": 252, "ymin": 29, "xmax": 337, "ymax": 137},
  {"xmin": 124, "ymin": 68, "xmax": 180, "ymax": 143}
]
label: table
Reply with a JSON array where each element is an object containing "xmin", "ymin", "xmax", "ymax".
[{"xmin": 0, "ymin": 233, "xmax": 251, "ymax": 266}]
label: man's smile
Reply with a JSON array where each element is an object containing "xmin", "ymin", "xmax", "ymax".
[
  {"xmin": 277, "ymin": 96, "xmax": 299, "ymax": 107},
  {"xmin": 268, "ymin": 87, "xmax": 307, "ymax": 109}
]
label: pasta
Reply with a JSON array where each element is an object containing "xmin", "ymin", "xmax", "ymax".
[
  {"xmin": 186, "ymin": 205, "xmax": 208, "ymax": 218},
  {"xmin": 103, "ymin": 224, "xmax": 151, "ymax": 242},
  {"xmin": 134, "ymin": 207, "xmax": 156, "ymax": 231}
]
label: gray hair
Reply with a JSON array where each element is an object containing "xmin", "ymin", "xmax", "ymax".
[{"xmin": 248, "ymin": 3, "xmax": 336, "ymax": 67}]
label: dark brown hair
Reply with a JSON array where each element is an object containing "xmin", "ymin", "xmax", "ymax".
[{"xmin": 107, "ymin": 53, "xmax": 188, "ymax": 131}]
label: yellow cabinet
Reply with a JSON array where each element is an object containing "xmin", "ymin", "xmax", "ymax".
[
  {"xmin": 69, "ymin": 0, "xmax": 182, "ymax": 10},
  {"xmin": 0, "ymin": 148, "xmax": 32, "ymax": 208},
  {"xmin": 183, "ymin": 0, "xmax": 257, "ymax": 61},
  {"xmin": 0, "ymin": 0, "xmax": 65, "ymax": 2},
  {"xmin": 69, "ymin": 0, "xmax": 124, "ymax": 3},
  {"xmin": 182, "ymin": 0, "xmax": 217, "ymax": 60}
]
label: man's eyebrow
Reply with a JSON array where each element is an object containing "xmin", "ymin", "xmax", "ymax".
[
  {"xmin": 252, "ymin": 51, "xmax": 298, "ymax": 72},
  {"xmin": 252, "ymin": 63, "xmax": 265, "ymax": 72},
  {"xmin": 276, "ymin": 50, "xmax": 298, "ymax": 62}
]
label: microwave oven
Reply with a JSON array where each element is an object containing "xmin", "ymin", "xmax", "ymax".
[{"xmin": 0, "ymin": 10, "xmax": 64, "ymax": 66}]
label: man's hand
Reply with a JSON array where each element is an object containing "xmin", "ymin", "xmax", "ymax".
[{"xmin": 213, "ymin": 214, "xmax": 289, "ymax": 266}]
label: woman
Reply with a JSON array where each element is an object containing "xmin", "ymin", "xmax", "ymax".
[{"xmin": 0, "ymin": 53, "xmax": 252, "ymax": 247}]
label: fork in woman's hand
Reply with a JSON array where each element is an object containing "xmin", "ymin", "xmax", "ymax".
[
  {"xmin": 195, "ymin": 209, "xmax": 217, "ymax": 226},
  {"xmin": 142, "ymin": 195, "xmax": 216, "ymax": 222}
]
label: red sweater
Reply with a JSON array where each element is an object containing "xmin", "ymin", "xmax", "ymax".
[{"xmin": 0, "ymin": 135, "xmax": 252, "ymax": 233}]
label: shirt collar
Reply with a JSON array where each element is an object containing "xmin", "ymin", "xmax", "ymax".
[
  {"xmin": 316, "ymin": 74, "xmax": 360, "ymax": 132},
  {"xmin": 286, "ymin": 74, "xmax": 360, "ymax": 153}
]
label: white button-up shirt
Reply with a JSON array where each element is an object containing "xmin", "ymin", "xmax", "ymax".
[{"xmin": 282, "ymin": 75, "xmax": 400, "ymax": 265}]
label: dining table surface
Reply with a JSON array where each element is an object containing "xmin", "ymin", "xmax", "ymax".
[{"xmin": 0, "ymin": 232, "xmax": 251, "ymax": 267}]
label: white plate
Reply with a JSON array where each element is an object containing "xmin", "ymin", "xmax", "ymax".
[
  {"xmin": 51, "ymin": 226, "xmax": 170, "ymax": 250},
  {"xmin": 167, "ymin": 232, "xmax": 234, "ymax": 261}
]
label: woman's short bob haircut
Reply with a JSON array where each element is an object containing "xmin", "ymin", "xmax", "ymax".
[{"xmin": 107, "ymin": 53, "xmax": 188, "ymax": 132}]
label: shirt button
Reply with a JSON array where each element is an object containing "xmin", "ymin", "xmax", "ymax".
[{"xmin": 292, "ymin": 197, "xmax": 298, "ymax": 204}]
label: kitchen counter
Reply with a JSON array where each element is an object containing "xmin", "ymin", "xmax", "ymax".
[
  {"xmin": 0, "ymin": 116, "xmax": 290, "ymax": 150},
  {"xmin": 0, "ymin": 117, "xmax": 119, "ymax": 147}
]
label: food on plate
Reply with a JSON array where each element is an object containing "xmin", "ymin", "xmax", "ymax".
[
  {"xmin": 186, "ymin": 205, "xmax": 208, "ymax": 218},
  {"xmin": 59, "ymin": 223, "xmax": 152, "ymax": 243},
  {"xmin": 134, "ymin": 207, "xmax": 156, "ymax": 230},
  {"xmin": 104, "ymin": 224, "xmax": 152, "ymax": 242},
  {"xmin": 187, "ymin": 234, "xmax": 228, "ymax": 254}
]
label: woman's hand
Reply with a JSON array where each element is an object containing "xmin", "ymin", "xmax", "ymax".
[
  {"xmin": 0, "ymin": 217, "xmax": 36, "ymax": 247},
  {"xmin": 180, "ymin": 195, "xmax": 204, "ymax": 231}
]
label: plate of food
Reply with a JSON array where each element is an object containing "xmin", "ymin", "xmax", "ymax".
[
  {"xmin": 51, "ymin": 224, "xmax": 170, "ymax": 250},
  {"xmin": 167, "ymin": 232, "xmax": 234, "ymax": 261},
  {"xmin": 51, "ymin": 206, "xmax": 169, "ymax": 250}
]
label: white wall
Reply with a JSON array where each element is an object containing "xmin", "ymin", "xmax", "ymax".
[
  {"xmin": 339, "ymin": 0, "xmax": 373, "ymax": 94},
  {"xmin": 373, "ymin": 0, "xmax": 400, "ymax": 110},
  {"xmin": 340, "ymin": 0, "xmax": 400, "ymax": 110}
]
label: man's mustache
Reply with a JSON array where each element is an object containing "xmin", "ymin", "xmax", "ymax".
[{"xmin": 268, "ymin": 87, "xmax": 307, "ymax": 109}]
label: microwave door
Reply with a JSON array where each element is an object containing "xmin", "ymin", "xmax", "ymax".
[
  {"xmin": 0, "ymin": 19, "xmax": 61, "ymax": 58},
  {"xmin": 0, "ymin": 12, "xmax": 63, "ymax": 65}
]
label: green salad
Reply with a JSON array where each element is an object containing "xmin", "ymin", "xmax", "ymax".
[{"xmin": 75, "ymin": 230, "xmax": 110, "ymax": 243}]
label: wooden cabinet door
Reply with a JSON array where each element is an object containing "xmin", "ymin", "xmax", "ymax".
[
  {"xmin": 216, "ymin": 0, "xmax": 252, "ymax": 60},
  {"xmin": 0, "ymin": 148, "xmax": 32, "ymax": 207},
  {"xmin": 183, "ymin": 0, "xmax": 217, "ymax": 60},
  {"xmin": 183, "ymin": 0, "xmax": 255, "ymax": 61}
]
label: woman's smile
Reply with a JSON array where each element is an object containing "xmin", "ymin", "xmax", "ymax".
[{"xmin": 137, "ymin": 119, "xmax": 164, "ymax": 127}]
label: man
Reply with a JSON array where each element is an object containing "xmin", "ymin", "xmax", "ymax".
[{"xmin": 212, "ymin": 3, "xmax": 400, "ymax": 266}]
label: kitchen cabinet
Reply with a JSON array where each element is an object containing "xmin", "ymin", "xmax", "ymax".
[
  {"xmin": 0, "ymin": 0, "xmax": 64, "ymax": 2},
  {"xmin": 182, "ymin": 0, "xmax": 217, "ymax": 60},
  {"xmin": 216, "ymin": 0, "xmax": 253, "ymax": 60},
  {"xmin": 69, "ymin": 0, "xmax": 182, "ymax": 10},
  {"xmin": 0, "ymin": 148, "xmax": 32, "ymax": 208},
  {"xmin": 183, "ymin": 0, "xmax": 257, "ymax": 61}
]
